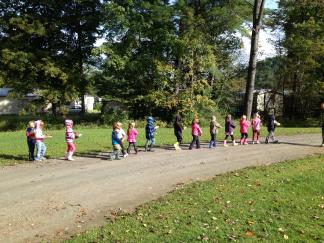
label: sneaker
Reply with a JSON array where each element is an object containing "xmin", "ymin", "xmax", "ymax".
[
  {"xmin": 233, "ymin": 142, "xmax": 238, "ymax": 146},
  {"xmin": 321, "ymin": 144, "xmax": 324, "ymax": 147},
  {"xmin": 123, "ymin": 153, "xmax": 129, "ymax": 158},
  {"xmin": 244, "ymin": 142, "xmax": 248, "ymax": 145},
  {"xmin": 67, "ymin": 157, "xmax": 74, "ymax": 161},
  {"xmin": 256, "ymin": 141, "xmax": 260, "ymax": 144},
  {"xmin": 252, "ymin": 141, "xmax": 255, "ymax": 144}
]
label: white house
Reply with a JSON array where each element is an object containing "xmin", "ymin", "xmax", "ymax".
[{"xmin": 0, "ymin": 88, "xmax": 95, "ymax": 115}]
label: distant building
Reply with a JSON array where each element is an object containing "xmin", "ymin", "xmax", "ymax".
[{"xmin": 0, "ymin": 88, "xmax": 95, "ymax": 115}]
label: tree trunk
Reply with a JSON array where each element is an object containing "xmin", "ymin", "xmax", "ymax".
[{"xmin": 244, "ymin": 0, "xmax": 266, "ymax": 120}]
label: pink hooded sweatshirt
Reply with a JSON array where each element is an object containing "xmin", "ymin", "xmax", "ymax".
[
  {"xmin": 34, "ymin": 120, "xmax": 44, "ymax": 142},
  {"xmin": 127, "ymin": 128, "xmax": 139, "ymax": 142},
  {"xmin": 252, "ymin": 118, "xmax": 261, "ymax": 131},
  {"xmin": 192, "ymin": 123, "xmax": 202, "ymax": 136},
  {"xmin": 240, "ymin": 119, "xmax": 250, "ymax": 134}
]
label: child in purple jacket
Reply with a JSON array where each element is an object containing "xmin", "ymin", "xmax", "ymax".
[{"xmin": 224, "ymin": 114, "xmax": 237, "ymax": 146}]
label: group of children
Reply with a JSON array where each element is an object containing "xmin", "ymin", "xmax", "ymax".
[
  {"xmin": 26, "ymin": 119, "xmax": 81, "ymax": 162},
  {"xmin": 110, "ymin": 117, "xmax": 159, "ymax": 160},
  {"xmin": 26, "ymin": 113, "xmax": 281, "ymax": 161},
  {"xmin": 174, "ymin": 112, "xmax": 280, "ymax": 151}
]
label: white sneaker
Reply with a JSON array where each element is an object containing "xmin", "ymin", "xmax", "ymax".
[
  {"xmin": 123, "ymin": 153, "xmax": 129, "ymax": 158},
  {"xmin": 256, "ymin": 141, "xmax": 260, "ymax": 144},
  {"xmin": 321, "ymin": 144, "xmax": 324, "ymax": 147},
  {"xmin": 67, "ymin": 157, "xmax": 74, "ymax": 161}
]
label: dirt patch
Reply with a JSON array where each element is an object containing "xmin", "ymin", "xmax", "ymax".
[{"xmin": 0, "ymin": 134, "xmax": 323, "ymax": 242}]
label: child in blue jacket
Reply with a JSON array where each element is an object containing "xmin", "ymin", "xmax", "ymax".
[{"xmin": 145, "ymin": 116, "xmax": 158, "ymax": 151}]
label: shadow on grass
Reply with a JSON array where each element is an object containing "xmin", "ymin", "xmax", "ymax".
[{"xmin": 0, "ymin": 153, "xmax": 27, "ymax": 161}]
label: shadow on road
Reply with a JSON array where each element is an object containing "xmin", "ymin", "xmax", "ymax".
[{"xmin": 278, "ymin": 142, "xmax": 321, "ymax": 148}]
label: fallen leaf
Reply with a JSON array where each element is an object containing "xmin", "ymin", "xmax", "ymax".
[
  {"xmin": 278, "ymin": 228, "xmax": 285, "ymax": 233},
  {"xmin": 246, "ymin": 231, "xmax": 254, "ymax": 237},
  {"xmin": 284, "ymin": 235, "xmax": 289, "ymax": 240}
]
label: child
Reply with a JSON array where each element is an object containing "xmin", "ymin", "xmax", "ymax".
[
  {"xmin": 239, "ymin": 115, "xmax": 250, "ymax": 145},
  {"xmin": 110, "ymin": 123, "xmax": 122, "ymax": 160},
  {"xmin": 189, "ymin": 118, "xmax": 202, "ymax": 150},
  {"xmin": 64, "ymin": 119, "xmax": 81, "ymax": 161},
  {"xmin": 116, "ymin": 122, "xmax": 128, "ymax": 157},
  {"xmin": 265, "ymin": 113, "xmax": 280, "ymax": 144},
  {"xmin": 26, "ymin": 121, "xmax": 36, "ymax": 161},
  {"xmin": 251, "ymin": 112, "xmax": 261, "ymax": 144},
  {"xmin": 173, "ymin": 114, "xmax": 183, "ymax": 150},
  {"xmin": 34, "ymin": 120, "xmax": 50, "ymax": 161},
  {"xmin": 209, "ymin": 116, "xmax": 221, "ymax": 148},
  {"xmin": 224, "ymin": 114, "xmax": 237, "ymax": 146},
  {"xmin": 145, "ymin": 117, "xmax": 158, "ymax": 152},
  {"xmin": 127, "ymin": 122, "xmax": 139, "ymax": 154}
]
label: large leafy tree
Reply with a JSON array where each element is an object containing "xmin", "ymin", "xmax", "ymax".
[
  {"xmin": 274, "ymin": 0, "xmax": 324, "ymax": 118},
  {"xmin": 0, "ymin": 0, "xmax": 101, "ymax": 116},
  {"xmin": 98, "ymin": 0, "xmax": 250, "ymax": 121}
]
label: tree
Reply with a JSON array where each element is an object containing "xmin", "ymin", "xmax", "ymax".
[
  {"xmin": 98, "ymin": 0, "xmax": 251, "ymax": 121},
  {"xmin": 0, "ymin": 0, "xmax": 102, "ymax": 117},
  {"xmin": 272, "ymin": 0, "xmax": 324, "ymax": 118},
  {"xmin": 244, "ymin": 0, "xmax": 266, "ymax": 120}
]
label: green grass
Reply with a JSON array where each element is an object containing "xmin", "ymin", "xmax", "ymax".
[
  {"xmin": 66, "ymin": 155, "xmax": 324, "ymax": 242},
  {"xmin": 0, "ymin": 126, "xmax": 321, "ymax": 166}
]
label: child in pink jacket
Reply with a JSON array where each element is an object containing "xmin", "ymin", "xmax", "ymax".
[
  {"xmin": 189, "ymin": 118, "xmax": 202, "ymax": 150},
  {"xmin": 240, "ymin": 115, "xmax": 250, "ymax": 145},
  {"xmin": 251, "ymin": 112, "xmax": 261, "ymax": 144},
  {"xmin": 127, "ymin": 122, "xmax": 139, "ymax": 154}
]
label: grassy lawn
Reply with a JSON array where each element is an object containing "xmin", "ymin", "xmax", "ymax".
[
  {"xmin": 0, "ymin": 126, "xmax": 321, "ymax": 166},
  {"xmin": 67, "ymin": 155, "xmax": 324, "ymax": 242}
]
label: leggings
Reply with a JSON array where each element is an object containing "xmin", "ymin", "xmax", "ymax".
[{"xmin": 127, "ymin": 142, "xmax": 138, "ymax": 153}]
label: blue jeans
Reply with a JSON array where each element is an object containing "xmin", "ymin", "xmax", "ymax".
[
  {"xmin": 145, "ymin": 138, "xmax": 155, "ymax": 151},
  {"xmin": 35, "ymin": 141, "xmax": 46, "ymax": 160}
]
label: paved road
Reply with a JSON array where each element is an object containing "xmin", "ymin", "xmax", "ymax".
[{"xmin": 0, "ymin": 134, "xmax": 323, "ymax": 242}]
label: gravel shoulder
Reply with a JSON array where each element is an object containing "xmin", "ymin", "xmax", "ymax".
[{"xmin": 0, "ymin": 134, "xmax": 323, "ymax": 243}]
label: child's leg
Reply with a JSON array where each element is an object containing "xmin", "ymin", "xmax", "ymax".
[
  {"xmin": 243, "ymin": 133, "xmax": 248, "ymax": 144},
  {"xmin": 223, "ymin": 135, "xmax": 229, "ymax": 146},
  {"xmin": 41, "ymin": 142, "xmax": 46, "ymax": 158},
  {"xmin": 145, "ymin": 139, "xmax": 150, "ymax": 151},
  {"xmin": 257, "ymin": 130, "xmax": 260, "ymax": 143},
  {"xmin": 240, "ymin": 133, "xmax": 244, "ymax": 145},
  {"xmin": 27, "ymin": 141, "xmax": 34, "ymax": 160},
  {"xmin": 189, "ymin": 136, "xmax": 195, "ymax": 149},
  {"xmin": 209, "ymin": 134, "xmax": 215, "ymax": 148},
  {"xmin": 35, "ymin": 142, "xmax": 42, "ymax": 160},
  {"xmin": 127, "ymin": 142, "xmax": 131, "ymax": 154},
  {"xmin": 195, "ymin": 136, "xmax": 200, "ymax": 149},
  {"xmin": 133, "ymin": 142, "xmax": 138, "ymax": 153},
  {"xmin": 68, "ymin": 143, "xmax": 76, "ymax": 160},
  {"xmin": 149, "ymin": 138, "xmax": 155, "ymax": 151}
]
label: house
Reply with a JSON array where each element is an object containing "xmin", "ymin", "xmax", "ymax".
[{"xmin": 0, "ymin": 88, "xmax": 95, "ymax": 115}]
